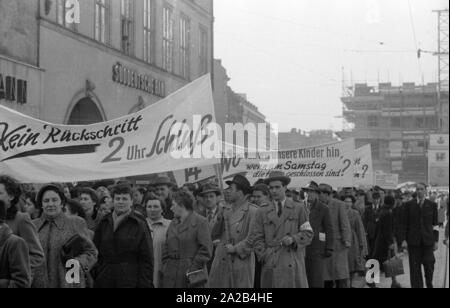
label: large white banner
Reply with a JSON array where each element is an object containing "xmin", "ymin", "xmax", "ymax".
[
  {"xmin": 173, "ymin": 139, "xmax": 356, "ymax": 189},
  {"xmin": 201, "ymin": 139, "xmax": 354, "ymax": 188},
  {"xmin": 0, "ymin": 75, "xmax": 219, "ymax": 183},
  {"xmin": 353, "ymin": 144, "xmax": 374, "ymax": 187}
]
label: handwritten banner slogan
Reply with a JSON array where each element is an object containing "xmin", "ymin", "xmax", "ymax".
[
  {"xmin": 174, "ymin": 139, "xmax": 356, "ymax": 188},
  {"xmin": 0, "ymin": 75, "xmax": 219, "ymax": 183},
  {"xmin": 353, "ymin": 144, "xmax": 374, "ymax": 187}
]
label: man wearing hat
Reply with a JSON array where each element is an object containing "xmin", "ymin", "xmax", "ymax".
[
  {"xmin": 193, "ymin": 183, "xmax": 222, "ymax": 274},
  {"xmin": 209, "ymin": 175, "xmax": 258, "ymax": 288},
  {"xmin": 250, "ymin": 171, "xmax": 313, "ymax": 288},
  {"xmin": 319, "ymin": 183, "xmax": 351, "ymax": 288},
  {"xmin": 303, "ymin": 181, "xmax": 334, "ymax": 288},
  {"xmin": 354, "ymin": 189, "xmax": 367, "ymax": 216},
  {"xmin": 198, "ymin": 184, "xmax": 222, "ymax": 231},
  {"xmin": 149, "ymin": 175, "xmax": 176, "ymax": 220}
]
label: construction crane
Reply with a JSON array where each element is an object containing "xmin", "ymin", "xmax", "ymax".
[{"xmin": 417, "ymin": 9, "xmax": 449, "ymax": 132}]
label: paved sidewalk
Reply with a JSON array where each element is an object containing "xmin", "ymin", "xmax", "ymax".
[
  {"xmin": 350, "ymin": 228, "xmax": 449, "ymax": 288},
  {"xmin": 375, "ymin": 228, "xmax": 449, "ymax": 288}
]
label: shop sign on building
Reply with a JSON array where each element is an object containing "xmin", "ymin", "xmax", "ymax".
[
  {"xmin": 112, "ymin": 62, "xmax": 166, "ymax": 98},
  {"xmin": 0, "ymin": 73, "xmax": 27, "ymax": 105}
]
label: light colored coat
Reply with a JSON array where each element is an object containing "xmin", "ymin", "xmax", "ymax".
[
  {"xmin": 347, "ymin": 208, "xmax": 368, "ymax": 273},
  {"xmin": 32, "ymin": 213, "xmax": 98, "ymax": 288},
  {"xmin": 161, "ymin": 212, "xmax": 212, "ymax": 288},
  {"xmin": 209, "ymin": 201, "xmax": 258, "ymax": 288},
  {"xmin": 250, "ymin": 199, "xmax": 314, "ymax": 288},
  {"xmin": 147, "ymin": 218, "xmax": 171, "ymax": 288},
  {"xmin": 323, "ymin": 198, "xmax": 352, "ymax": 281}
]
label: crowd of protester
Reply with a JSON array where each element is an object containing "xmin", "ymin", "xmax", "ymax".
[{"xmin": 0, "ymin": 172, "xmax": 448, "ymax": 288}]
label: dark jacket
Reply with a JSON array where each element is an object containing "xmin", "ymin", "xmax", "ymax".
[
  {"xmin": 6, "ymin": 212, "xmax": 45, "ymax": 277},
  {"xmin": 307, "ymin": 199, "xmax": 334, "ymax": 254},
  {"xmin": 401, "ymin": 199, "xmax": 439, "ymax": 247},
  {"xmin": 0, "ymin": 225, "xmax": 31, "ymax": 288},
  {"xmin": 373, "ymin": 206, "xmax": 394, "ymax": 264},
  {"xmin": 305, "ymin": 199, "xmax": 334, "ymax": 288},
  {"xmin": 163, "ymin": 198, "xmax": 174, "ymax": 221},
  {"xmin": 93, "ymin": 211, "xmax": 154, "ymax": 288},
  {"xmin": 362, "ymin": 203, "xmax": 380, "ymax": 241},
  {"xmin": 392, "ymin": 202, "xmax": 404, "ymax": 243}
]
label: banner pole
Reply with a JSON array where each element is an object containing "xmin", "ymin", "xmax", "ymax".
[{"xmin": 214, "ymin": 163, "xmax": 224, "ymax": 192}]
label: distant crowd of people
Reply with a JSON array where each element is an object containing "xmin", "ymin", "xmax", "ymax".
[{"xmin": 0, "ymin": 172, "xmax": 448, "ymax": 288}]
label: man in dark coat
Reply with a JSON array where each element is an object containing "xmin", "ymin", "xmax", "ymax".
[
  {"xmin": 363, "ymin": 191, "xmax": 382, "ymax": 258},
  {"xmin": 303, "ymin": 182, "xmax": 334, "ymax": 288},
  {"xmin": 149, "ymin": 175, "xmax": 176, "ymax": 220},
  {"xmin": 320, "ymin": 184, "xmax": 351, "ymax": 288},
  {"xmin": 372, "ymin": 196, "xmax": 395, "ymax": 267},
  {"xmin": 93, "ymin": 184, "xmax": 154, "ymax": 288},
  {"xmin": 401, "ymin": 183, "xmax": 439, "ymax": 288},
  {"xmin": 197, "ymin": 183, "xmax": 222, "ymax": 273}
]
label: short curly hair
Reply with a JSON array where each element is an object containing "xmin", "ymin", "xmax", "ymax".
[
  {"xmin": 0, "ymin": 175, "xmax": 22, "ymax": 206},
  {"xmin": 172, "ymin": 190, "xmax": 194, "ymax": 211},
  {"xmin": 0, "ymin": 175, "xmax": 22, "ymax": 219},
  {"xmin": 78, "ymin": 187, "xmax": 99, "ymax": 205},
  {"xmin": 111, "ymin": 184, "xmax": 133, "ymax": 199}
]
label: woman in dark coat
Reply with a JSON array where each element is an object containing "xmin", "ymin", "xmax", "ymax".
[
  {"xmin": 373, "ymin": 195, "xmax": 402, "ymax": 288},
  {"xmin": 0, "ymin": 200, "xmax": 31, "ymax": 288},
  {"xmin": 93, "ymin": 184, "xmax": 154, "ymax": 288},
  {"xmin": 0, "ymin": 175, "xmax": 44, "ymax": 281},
  {"xmin": 373, "ymin": 196, "xmax": 395, "ymax": 264},
  {"xmin": 161, "ymin": 190, "xmax": 212, "ymax": 288}
]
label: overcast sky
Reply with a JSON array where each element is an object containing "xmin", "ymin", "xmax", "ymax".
[{"xmin": 214, "ymin": 0, "xmax": 448, "ymax": 133}]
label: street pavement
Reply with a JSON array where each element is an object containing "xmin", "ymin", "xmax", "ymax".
[{"xmin": 358, "ymin": 227, "xmax": 449, "ymax": 288}]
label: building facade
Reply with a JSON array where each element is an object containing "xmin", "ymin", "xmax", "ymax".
[
  {"xmin": 213, "ymin": 59, "xmax": 270, "ymax": 148},
  {"xmin": 0, "ymin": 0, "xmax": 43, "ymax": 117},
  {"xmin": 337, "ymin": 82, "xmax": 445, "ymax": 183},
  {"xmin": 428, "ymin": 134, "xmax": 449, "ymax": 187},
  {"xmin": 1, "ymin": 0, "xmax": 214, "ymax": 125},
  {"xmin": 278, "ymin": 129, "xmax": 337, "ymax": 150}
]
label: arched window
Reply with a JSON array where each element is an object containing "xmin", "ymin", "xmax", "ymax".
[{"xmin": 68, "ymin": 97, "xmax": 104, "ymax": 125}]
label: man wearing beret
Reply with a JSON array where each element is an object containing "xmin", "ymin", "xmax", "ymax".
[
  {"xmin": 319, "ymin": 183, "xmax": 352, "ymax": 288},
  {"xmin": 304, "ymin": 181, "xmax": 334, "ymax": 288},
  {"xmin": 249, "ymin": 171, "xmax": 314, "ymax": 288}
]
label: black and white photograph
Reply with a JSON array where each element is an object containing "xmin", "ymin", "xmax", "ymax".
[{"xmin": 0, "ymin": 0, "xmax": 448, "ymax": 293}]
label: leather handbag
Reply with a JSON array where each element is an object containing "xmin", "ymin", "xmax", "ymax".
[
  {"xmin": 383, "ymin": 253, "xmax": 405, "ymax": 278},
  {"xmin": 60, "ymin": 234, "xmax": 89, "ymax": 265},
  {"xmin": 186, "ymin": 269, "xmax": 208, "ymax": 288}
]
